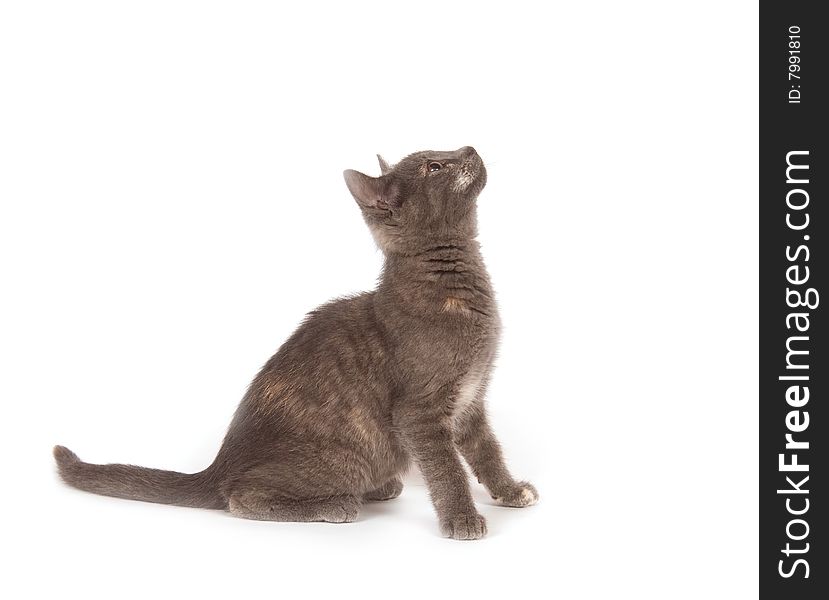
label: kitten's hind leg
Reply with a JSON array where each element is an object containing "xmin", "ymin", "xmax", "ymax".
[
  {"xmin": 228, "ymin": 489, "xmax": 361, "ymax": 523},
  {"xmin": 363, "ymin": 477, "xmax": 403, "ymax": 501}
]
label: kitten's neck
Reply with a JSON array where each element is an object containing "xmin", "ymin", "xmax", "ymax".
[{"xmin": 378, "ymin": 238, "xmax": 496, "ymax": 318}]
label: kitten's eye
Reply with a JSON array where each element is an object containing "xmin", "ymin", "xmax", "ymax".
[{"xmin": 428, "ymin": 162, "xmax": 443, "ymax": 172}]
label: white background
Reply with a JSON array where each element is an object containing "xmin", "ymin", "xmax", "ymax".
[{"xmin": 1, "ymin": 1, "xmax": 758, "ymax": 598}]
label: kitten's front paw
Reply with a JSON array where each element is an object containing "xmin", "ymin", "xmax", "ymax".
[
  {"xmin": 440, "ymin": 512, "xmax": 487, "ymax": 540},
  {"xmin": 493, "ymin": 481, "xmax": 539, "ymax": 507}
]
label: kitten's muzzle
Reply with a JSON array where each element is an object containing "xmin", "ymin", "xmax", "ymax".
[
  {"xmin": 451, "ymin": 146, "xmax": 486, "ymax": 193},
  {"xmin": 461, "ymin": 153, "xmax": 483, "ymax": 177}
]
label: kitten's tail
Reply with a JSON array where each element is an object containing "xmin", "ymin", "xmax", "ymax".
[{"xmin": 53, "ymin": 445, "xmax": 226, "ymax": 509}]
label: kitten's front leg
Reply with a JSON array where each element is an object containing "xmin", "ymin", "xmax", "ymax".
[
  {"xmin": 394, "ymin": 403, "xmax": 486, "ymax": 540},
  {"xmin": 454, "ymin": 404, "xmax": 539, "ymax": 508}
]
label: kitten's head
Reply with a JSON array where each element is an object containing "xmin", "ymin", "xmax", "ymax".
[{"xmin": 343, "ymin": 146, "xmax": 487, "ymax": 254}]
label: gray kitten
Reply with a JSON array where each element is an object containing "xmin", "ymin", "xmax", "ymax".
[{"xmin": 54, "ymin": 146, "xmax": 538, "ymax": 540}]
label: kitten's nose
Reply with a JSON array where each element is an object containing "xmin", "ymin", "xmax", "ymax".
[{"xmin": 459, "ymin": 146, "xmax": 477, "ymax": 158}]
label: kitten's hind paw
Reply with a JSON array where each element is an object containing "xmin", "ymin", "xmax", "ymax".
[{"xmin": 363, "ymin": 477, "xmax": 403, "ymax": 501}]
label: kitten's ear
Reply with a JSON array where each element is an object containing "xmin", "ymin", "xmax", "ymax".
[
  {"xmin": 376, "ymin": 154, "xmax": 391, "ymax": 175},
  {"xmin": 343, "ymin": 169, "xmax": 398, "ymax": 210}
]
